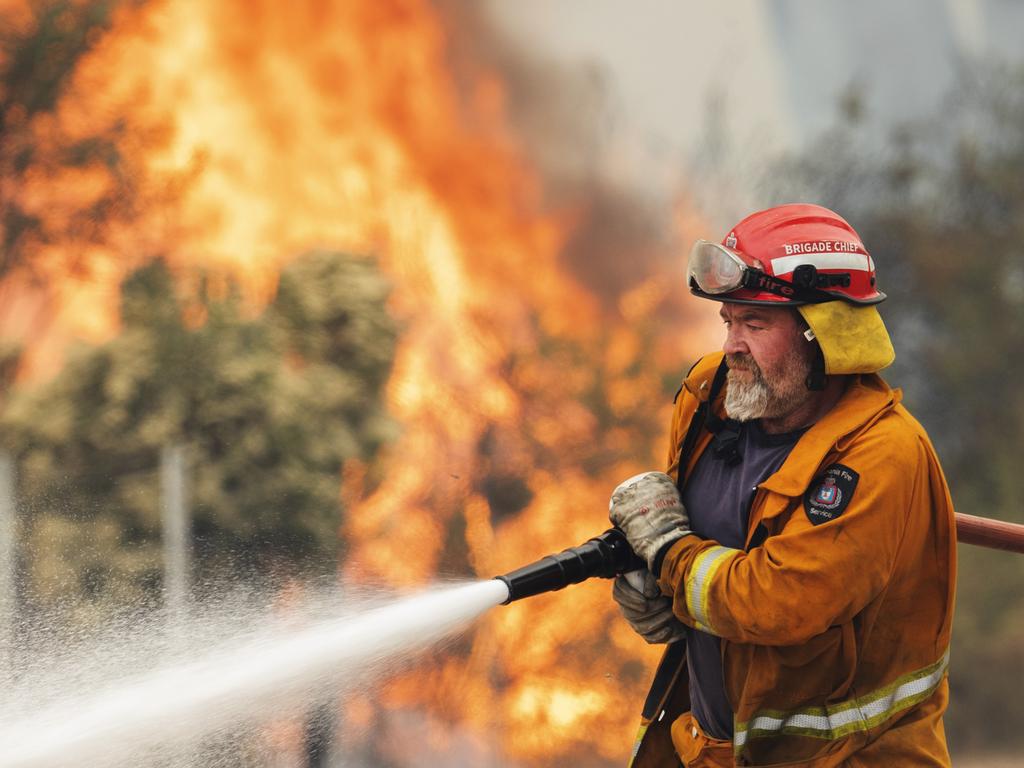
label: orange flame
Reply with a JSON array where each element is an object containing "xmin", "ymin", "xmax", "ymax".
[{"xmin": 2, "ymin": 0, "xmax": 718, "ymax": 763}]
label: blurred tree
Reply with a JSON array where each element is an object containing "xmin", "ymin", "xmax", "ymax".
[
  {"xmin": 764, "ymin": 61, "xmax": 1024, "ymax": 755},
  {"xmin": 0, "ymin": 251, "xmax": 397, "ymax": 616}
]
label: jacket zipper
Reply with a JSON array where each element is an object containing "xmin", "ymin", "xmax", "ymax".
[{"xmin": 744, "ymin": 485, "xmax": 762, "ymax": 550}]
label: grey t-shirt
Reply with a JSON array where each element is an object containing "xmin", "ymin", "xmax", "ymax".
[{"xmin": 680, "ymin": 419, "xmax": 805, "ymax": 740}]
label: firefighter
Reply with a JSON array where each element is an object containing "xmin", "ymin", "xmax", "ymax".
[{"xmin": 609, "ymin": 204, "xmax": 956, "ymax": 767}]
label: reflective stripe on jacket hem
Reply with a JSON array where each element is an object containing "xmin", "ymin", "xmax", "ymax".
[
  {"xmin": 627, "ymin": 723, "xmax": 648, "ymax": 767},
  {"xmin": 733, "ymin": 648, "xmax": 950, "ymax": 753},
  {"xmin": 685, "ymin": 545, "xmax": 740, "ymax": 635}
]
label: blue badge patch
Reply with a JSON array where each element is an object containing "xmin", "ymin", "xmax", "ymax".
[{"xmin": 804, "ymin": 464, "xmax": 859, "ymax": 525}]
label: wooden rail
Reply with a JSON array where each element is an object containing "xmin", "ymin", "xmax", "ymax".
[{"xmin": 956, "ymin": 512, "xmax": 1024, "ymax": 554}]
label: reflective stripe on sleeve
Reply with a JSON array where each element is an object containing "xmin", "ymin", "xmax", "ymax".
[
  {"xmin": 734, "ymin": 648, "xmax": 950, "ymax": 753},
  {"xmin": 684, "ymin": 545, "xmax": 740, "ymax": 635}
]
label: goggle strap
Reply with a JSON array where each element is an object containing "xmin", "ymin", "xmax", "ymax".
[{"xmin": 739, "ymin": 269, "xmax": 837, "ymax": 304}]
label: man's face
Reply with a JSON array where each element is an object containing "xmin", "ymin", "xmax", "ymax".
[{"xmin": 719, "ymin": 304, "xmax": 815, "ymax": 423}]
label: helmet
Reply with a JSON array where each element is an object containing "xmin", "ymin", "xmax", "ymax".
[
  {"xmin": 687, "ymin": 203, "xmax": 884, "ymax": 306},
  {"xmin": 687, "ymin": 203, "xmax": 895, "ymax": 375}
]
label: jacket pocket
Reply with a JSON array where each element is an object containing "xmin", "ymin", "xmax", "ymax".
[
  {"xmin": 671, "ymin": 712, "xmax": 734, "ymax": 768},
  {"xmin": 733, "ymin": 622, "xmax": 858, "ymax": 707}
]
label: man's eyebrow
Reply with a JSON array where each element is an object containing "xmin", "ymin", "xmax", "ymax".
[{"xmin": 721, "ymin": 307, "xmax": 773, "ymax": 322}]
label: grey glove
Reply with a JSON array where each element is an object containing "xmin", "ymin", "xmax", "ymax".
[
  {"xmin": 612, "ymin": 569, "xmax": 685, "ymax": 645},
  {"xmin": 608, "ymin": 471, "xmax": 691, "ymax": 572}
]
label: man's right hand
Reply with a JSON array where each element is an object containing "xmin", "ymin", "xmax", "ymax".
[
  {"xmin": 608, "ymin": 471, "xmax": 691, "ymax": 571},
  {"xmin": 612, "ymin": 569, "xmax": 685, "ymax": 645}
]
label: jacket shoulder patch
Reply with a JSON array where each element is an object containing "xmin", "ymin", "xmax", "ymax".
[{"xmin": 804, "ymin": 464, "xmax": 859, "ymax": 526}]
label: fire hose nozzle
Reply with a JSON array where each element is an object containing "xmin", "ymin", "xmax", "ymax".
[{"xmin": 494, "ymin": 527, "xmax": 645, "ymax": 604}]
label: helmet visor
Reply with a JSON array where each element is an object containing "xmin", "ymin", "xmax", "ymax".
[{"xmin": 687, "ymin": 240, "xmax": 747, "ymax": 295}]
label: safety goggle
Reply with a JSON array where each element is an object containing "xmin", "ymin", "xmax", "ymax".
[
  {"xmin": 687, "ymin": 240, "xmax": 750, "ymax": 295},
  {"xmin": 687, "ymin": 239, "xmax": 840, "ymax": 303}
]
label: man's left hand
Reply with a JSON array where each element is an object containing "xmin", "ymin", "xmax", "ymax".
[
  {"xmin": 612, "ymin": 569, "xmax": 686, "ymax": 645},
  {"xmin": 609, "ymin": 471, "xmax": 691, "ymax": 573}
]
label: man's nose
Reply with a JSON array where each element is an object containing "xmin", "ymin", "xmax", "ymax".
[{"xmin": 723, "ymin": 328, "xmax": 749, "ymax": 356}]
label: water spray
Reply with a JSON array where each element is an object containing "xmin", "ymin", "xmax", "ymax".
[
  {"xmin": 0, "ymin": 581, "xmax": 510, "ymax": 768},
  {"xmin": 494, "ymin": 527, "xmax": 644, "ymax": 603}
]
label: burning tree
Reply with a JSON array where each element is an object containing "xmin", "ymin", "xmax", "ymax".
[
  {"xmin": 2, "ymin": 250, "xmax": 396, "ymax": 614},
  {"xmin": 0, "ymin": 0, "xmax": 716, "ymax": 765}
]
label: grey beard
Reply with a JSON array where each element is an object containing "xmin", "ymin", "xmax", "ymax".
[
  {"xmin": 724, "ymin": 369, "xmax": 770, "ymax": 421},
  {"xmin": 723, "ymin": 350, "xmax": 812, "ymax": 423}
]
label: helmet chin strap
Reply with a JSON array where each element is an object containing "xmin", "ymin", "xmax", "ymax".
[
  {"xmin": 806, "ymin": 354, "xmax": 826, "ymax": 391},
  {"xmin": 803, "ymin": 328, "xmax": 827, "ymax": 391}
]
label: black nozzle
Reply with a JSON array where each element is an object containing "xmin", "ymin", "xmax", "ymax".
[{"xmin": 494, "ymin": 528, "xmax": 645, "ymax": 604}]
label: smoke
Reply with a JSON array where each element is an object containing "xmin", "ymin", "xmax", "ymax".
[{"xmin": 432, "ymin": 1, "xmax": 695, "ymax": 307}]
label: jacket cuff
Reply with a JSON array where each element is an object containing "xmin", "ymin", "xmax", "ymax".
[{"xmin": 652, "ymin": 532, "xmax": 690, "ymax": 578}]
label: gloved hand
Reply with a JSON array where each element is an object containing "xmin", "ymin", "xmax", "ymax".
[
  {"xmin": 609, "ymin": 471, "xmax": 691, "ymax": 572},
  {"xmin": 612, "ymin": 569, "xmax": 685, "ymax": 645}
]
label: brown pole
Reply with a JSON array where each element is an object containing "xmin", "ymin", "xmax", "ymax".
[{"xmin": 955, "ymin": 512, "xmax": 1024, "ymax": 554}]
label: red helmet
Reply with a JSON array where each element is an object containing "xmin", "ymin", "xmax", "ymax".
[{"xmin": 688, "ymin": 204, "xmax": 885, "ymax": 305}]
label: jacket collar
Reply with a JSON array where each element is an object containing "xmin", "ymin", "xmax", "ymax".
[
  {"xmin": 683, "ymin": 351, "xmax": 726, "ymax": 402},
  {"xmin": 759, "ymin": 374, "xmax": 900, "ymax": 498}
]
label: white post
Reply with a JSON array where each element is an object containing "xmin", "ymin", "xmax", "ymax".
[
  {"xmin": 160, "ymin": 444, "xmax": 190, "ymax": 617},
  {"xmin": 160, "ymin": 443, "xmax": 194, "ymax": 766},
  {"xmin": 0, "ymin": 453, "xmax": 15, "ymax": 678}
]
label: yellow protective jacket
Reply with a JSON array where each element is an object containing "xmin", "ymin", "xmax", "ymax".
[{"xmin": 631, "ymin": 352, "xmax": 956, "ymax": 767}]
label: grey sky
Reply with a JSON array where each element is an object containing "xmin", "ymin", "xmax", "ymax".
[{"xmin": 483, "ymin": 1, "xmax": 1022, "ymax": 157}]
